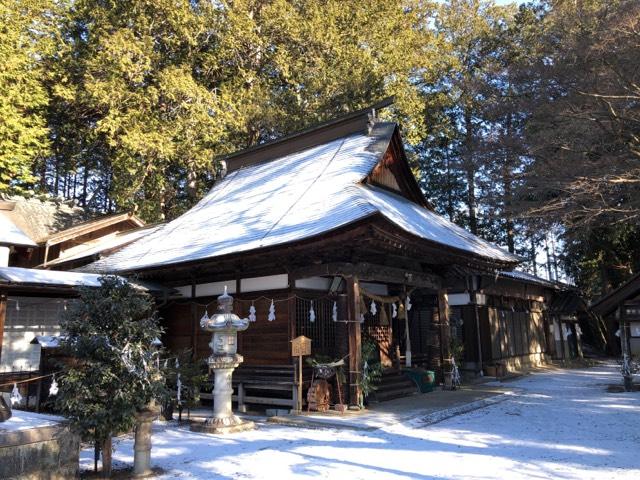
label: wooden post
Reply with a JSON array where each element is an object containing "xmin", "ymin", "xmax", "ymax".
[
  {"xmin": 298, "ymin": 355, "xmax": 303, "ymax": 412},
  {"xmin": 190, "ymin": 281, "xmax": 198, "ymax": 358},
  {"xmin": 438, "ymin": 290, "xmax": 451, "ymax": 381},
  {"xmin": 404, "ymin": 287, "xmax": 412, "ymax": 367},
  {"xmin": 237, "ymin": 383, "xmax": 246, "ymax": 413},
  {"xmin": 473, "ymin": 300, "xmax": 483, "ymax": 375},
  {"xmin": 0, "ymin": 294, "xmax": 6, "ymax": 364},
  {"xmin": 346, "ymin": 276, "xmax": 362, "ymax": 408}
]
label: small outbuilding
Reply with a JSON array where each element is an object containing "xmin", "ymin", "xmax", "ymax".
[{"xmin": 591, "ymin": 272, "xmax": 640, "ymax": 358}]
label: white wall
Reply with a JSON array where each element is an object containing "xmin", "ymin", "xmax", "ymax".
[{"xmin": 0, "ymin": 297, "xmax": 65, "ymax": 372}]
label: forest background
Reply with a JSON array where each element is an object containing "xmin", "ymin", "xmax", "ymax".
[{"xmin": 1, "ymin": 0, "xmax": 639, "ymax": 300}]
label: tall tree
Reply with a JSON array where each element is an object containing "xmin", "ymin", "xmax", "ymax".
[
  {"xmin": 418, "ymin": 0, "xmax": 517, "ymax": 238},
  {"xmin": 0, "ymin": 0, "xmax": 56, "ymax": 193},
  {"xmin": 522, "ymin": 0, "xmax": 640, "ymax": 228},
  {"xmin": 43, "ymin": 0, "xmax": 436, "ymax": 221}
]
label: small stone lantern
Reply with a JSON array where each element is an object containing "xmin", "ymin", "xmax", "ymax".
[{"xmin": 191, "ymin": 287, "xmax": 255, "ymax": 434}]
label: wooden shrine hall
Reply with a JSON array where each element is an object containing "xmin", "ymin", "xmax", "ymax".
[{"xmin": 80, "ymin": 103, "xmax": 521, "ymax": 408}]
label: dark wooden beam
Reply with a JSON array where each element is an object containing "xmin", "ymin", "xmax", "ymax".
[
  {"xmin": 290, "ymin": 262, "xmax": 441, "ymax": 290},
  {"xmin": 0, "ymin": 293, "xmax": 6, "ymax": 365},
  {"xmin": 346, "ymin": 276, "xmax": 362, "ymax": 408},
  {"xmin": 438, "ymin": 290, "xmax": 451, "ymax": 380}
]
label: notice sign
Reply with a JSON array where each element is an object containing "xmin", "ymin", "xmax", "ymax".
[{"xmin": 291, "ymin": 335, "xmax": 312, "ymax": 357}]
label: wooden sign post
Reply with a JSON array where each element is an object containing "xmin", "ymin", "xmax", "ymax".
[{"xmin": 291, "ymin": 335, "xmax": 312, "ymax": 413}]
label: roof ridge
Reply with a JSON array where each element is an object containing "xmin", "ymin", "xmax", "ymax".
[{"xmin": 222, "ymin": 98, "xmax": 394, "ymax": 172}]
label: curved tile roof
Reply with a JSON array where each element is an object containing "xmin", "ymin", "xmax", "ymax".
[{"xmin": 83, "ymin": 123, "xmax": 519, "ymax": 273}]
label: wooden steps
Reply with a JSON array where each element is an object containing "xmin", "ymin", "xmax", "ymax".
[{"xmin": 370, "ymin": 369, "xmax": 418, "ymax": 402}]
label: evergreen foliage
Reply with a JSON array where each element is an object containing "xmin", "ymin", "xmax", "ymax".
[
  {"xmin": 161, "ymin": 349, "xmax": 208, "ymax": 421},
  {"xmin": 2, "ymin": 0, "xmax": 639, "ymax": 297},
  {"xmin": 56, "ymin": 276, "xmax": 165, "ymax": 475},
  {"xmin": 0, "ymin": 0, "xmax": 56, "ymax": 192}
]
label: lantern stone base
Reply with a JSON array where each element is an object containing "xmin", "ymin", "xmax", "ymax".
[
  {"xmin": 191, "ymin": 416, "xmax": 255, "ymax": 434},
  {"xmin": 190, "ymin": 359, "xmax": 255, "ymax": 435}
]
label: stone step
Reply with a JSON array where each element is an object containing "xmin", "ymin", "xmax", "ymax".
[
  {"xmin": 376, "ymin": 377, "xmax": 416, "ymax": 391},
  {"xmin": 369, "ymin": 370, "xmax": 418, "ymax": 402},
  {"xmin": 372, "ymin": 386, "xmax": 419, "ymax": 402}
]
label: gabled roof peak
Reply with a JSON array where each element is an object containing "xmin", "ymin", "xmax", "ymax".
[{"xmin": 224, "ymin": 98, "xmax": 395, "ymax": 172}]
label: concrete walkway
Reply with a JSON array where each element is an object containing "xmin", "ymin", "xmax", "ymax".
[{"xmin": 267, "ymin": 381, "xmax": 514, "ymax": 431}]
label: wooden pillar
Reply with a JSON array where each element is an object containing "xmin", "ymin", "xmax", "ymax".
[
  {"xmin": 473, "ymin": 301, "xmax": 483, "ymax": 375},
  {"xmin": 288, "ymin": 291, "xmax": 298, "ymax": 412},
  {"xmin": 0, "ymin": 293, "xmax": 6, "ymax": 364},
  {"xmin": 438, "ymin": 290, "xmax": 451, "ymax": 379},
  {"xmin": 346, "ymin": 276, "xmax": 362, "ymax": 408},
  {"xmin": 190, "ymin": 282, "xmax": 198, "ymax": 358}
]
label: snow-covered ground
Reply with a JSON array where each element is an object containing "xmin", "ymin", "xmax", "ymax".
[
  {"xmin": 80, "ymin": 363, "xmax": 640, "ymax": 479},
  {"xmin": 0, "ymin": 409, "xmax": 63, "ymax": 432}
]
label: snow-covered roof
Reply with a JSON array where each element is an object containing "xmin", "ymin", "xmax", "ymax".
[
  {"xmin": 45, "ymin": 224, "xmax": 162, "ymax": 266},
  {"xmin": 0, "ymin": 266, "xmax": 104, "ymax": 287},
  {"xmin": 83, "ymin": 123, "xmax": 518, "ymax": 273},
  {"xmin": 30, "ymin": 335, "xmax": 65, "ymax": 348},
  {"xmin": 0, "ymin": 196, "xmax": 87, "ymax": 244},
  {"xmin": 0, "ymin": 213, "xmax": 37, "ymax": 247},
  {"xmin": 0, "ymin": 266, "xmax": 164, "ymax": 292},
  {"xmin": 499, "ymin": 270, "xmax": 561, "ymax": 289}
]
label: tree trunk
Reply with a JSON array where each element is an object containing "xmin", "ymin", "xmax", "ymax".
[
  {"xmin": 102, "ymin": 436, "xmax": 113, "ymax": 477},
  {"xmin": 82, "ymin": 160, "xmax": 89, "ymax": 206},
  {"xmin": 186, "ymin": 169, "xmax": 197, "ymax": 203},
  {"xmin": 530, "ymin": 235, "xmax": 537, "ymax": 276},
  {"xmin": 503, "ymin": 113, "xmax": 515, "ymax": 253},
  {"xmin": 445, "ymin": 154, "xmax": 455, "ymax": 221},
  {"xmin": 94, "ymin": 442, "xmax": 100, "ymax": 473},
  {"xmin": 464, "ymin": 107, "xmax": 477, "ymax": 234}
]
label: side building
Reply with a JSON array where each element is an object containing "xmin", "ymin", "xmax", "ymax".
[
  {"xmin": 448, "ymin": 270, "xmax": 587, "ymax": 376},
  {"xmin": 0, "ymin": 197, "xmax": 154, "ymax": 393},
  {"xmin": 591, "ymin": 272, "xmax": 640, "ymax": 358}
]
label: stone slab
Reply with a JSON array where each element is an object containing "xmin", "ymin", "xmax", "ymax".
[
  {"xmin": 0, "ymin": 420, "xmax": 79, "ymax": 480},
  {"xmin": 190, "ymin": 419, "xmax": 256, "ymax": 434}
]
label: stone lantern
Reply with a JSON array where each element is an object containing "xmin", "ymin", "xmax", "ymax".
[{"xmin": 191, "ymin": 287, "xmax": 255, "ymax": 434}]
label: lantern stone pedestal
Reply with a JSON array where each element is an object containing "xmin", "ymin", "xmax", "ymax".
[
  {"xmin": 191, "ymin": 355, "xmax": 255, "ymax": 434},
  {"xmin": 190, "ymin": 287, "xmax": 255, "ymax": 435},
  {"xmin": 133, "ymin": 405, "xmax": 159, "ymax": 477}
]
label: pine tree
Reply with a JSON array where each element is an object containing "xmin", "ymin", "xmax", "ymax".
[
  {"xmin": 56, "ymin": 276, "xmax": 164, "ymax": 477},
  {"xmin": 40, "ymin": 0, "xmax": 435, "ymax": 219},
  {"xmin": 0, "ymin": 0, "xmax": 57, "ymax": 193}
]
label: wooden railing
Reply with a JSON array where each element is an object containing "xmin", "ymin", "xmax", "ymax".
[{"xmin": 201, "ymin": 364, "xmax": 311, "ymax": 412}]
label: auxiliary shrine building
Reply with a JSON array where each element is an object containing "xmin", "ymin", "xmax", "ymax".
[
  {"xmin": 1, "ymin": 104, "xmax": 586, "ymax": 410},
  {"xmin": 75, "ymin": 105, "xmax": 583, "ymax": 408}
]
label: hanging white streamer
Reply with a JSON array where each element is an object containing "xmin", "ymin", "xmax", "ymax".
[
  {"xmin": 268, "ymin": 300, "xmax": 276, "ymax": 321},
  {"xmin": 392, "ymin": 302, "xmax": 397, "ymax": 318},
  {"xmin": 332, "ymin": 301, "xmax": 338, "ymax": 322},
  {"xmin": 249, "ymin": 303, "xmax": 256, "ymax": 322},
  {"xmin": 359, "ymin": 313, "xmax": 365, "ymax": 323},
  {"xmin": 199, "ymin": 310, "xmax": 210, "ymax": 328},
  {"xmin": 49, "ymin": 376, "xmax": 58, "ymax": 397},
  {"xmin": 405, "ymin": 295, "xmax": 412, "ymax": 312},
  {"xmin": 309, "ymin": 301, "xmax": 316, "ymax": 322},
  {"xmin": 370, "ymin": 300, "xmax": 377, "ymax": 316},
  {"xmin": 10, "ymin": 383, "xmax": 22, "ymax": 406}
]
